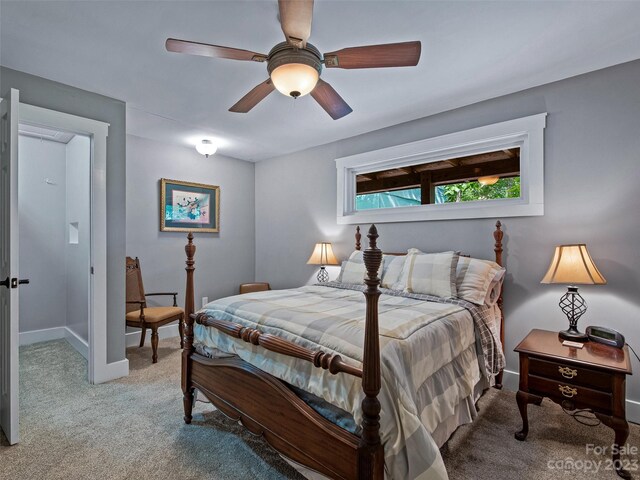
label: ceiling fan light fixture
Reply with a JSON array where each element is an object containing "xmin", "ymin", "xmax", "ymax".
[
  {"xmin": 195, "ymin": 139, "xmax": 217, "ymax": 158},
  {"xmin": 270, "ymin": 63, "xmax": 319, "ymax": 98}
]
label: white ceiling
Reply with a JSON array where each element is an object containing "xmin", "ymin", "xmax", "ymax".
[{"xmin": 2, "ymin": 1, "xmax": 640, "ymax": 161}]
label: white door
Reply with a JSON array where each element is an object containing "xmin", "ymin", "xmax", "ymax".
[{"xmin": 0, "ymin": 89, "xmax": 20, "ymax": 444}]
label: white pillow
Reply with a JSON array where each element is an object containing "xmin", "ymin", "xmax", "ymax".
[
  {"xmin": 484, "ymin": 269, "xmax": 505, "ymax": 306},
  {"xmin": 398, "ymin": 251, "xmax": 459, "ymax": 298},
  {"xmin": 381, "ymin": 255, "xmax": 405, "ymax": 289},
  {"xmin": 456, "ymin": 257, "xmax": 505, "ymax": 305},
  {"xmin": 337, "ymin": 251, "xmax": 384, "ymax": 284}
]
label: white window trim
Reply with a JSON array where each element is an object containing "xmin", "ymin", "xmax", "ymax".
[{"xmin": 336, "ymin": 113, "xmax": 547, "ymax": 224}]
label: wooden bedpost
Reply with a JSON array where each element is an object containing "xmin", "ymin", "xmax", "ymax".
[
  {"xmin": 358, "ymin": 225, "xmax": 384, "ymax": 480},
  {"xmin": 355, "ymin": 225, "xmax": 362, "ymax": 251},
  {"xmin": 182, "ymin": 232, "xmax": 196, "ymax": 423},
  {"xmin": 493, "ymin": 221, "xmax": 505, "ymax": 389}
]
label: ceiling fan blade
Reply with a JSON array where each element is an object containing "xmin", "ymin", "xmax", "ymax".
[
  {"xmin": 310, "ymin": 79, "xmax": 352, "ymax": 120},
  {"xmin": 278, "ymin": 0, "xmax": 314, "ymax": 48},
  {"xmin": 324, "ymin": 41, "xmax": 421, "ymax": 69},
  {"xmin": 166, "ymin": 38, "xmax": 267, "ymax": 62},
  {"xmin": 229, "ymin": 79, "xmax": 275, "ymax": 113}
]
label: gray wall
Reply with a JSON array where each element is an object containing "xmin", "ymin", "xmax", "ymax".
[
  {"xmin": 126, "ymin": 135, "xmax": 255, "ymax": 315},
  {"xmin": 18, "ymin": 136, "xmax": 67, "ymax": 333},
  {"xmin": 255, "ymin": 60, "xmax": 640, "ymax": 405},
  {"xmin": 65, "ymin": 135, "xmax": 91, "ymax": 341},
  {"xmin": 1, "ymin": 66, "xmax": 127, "ymax": 363}
]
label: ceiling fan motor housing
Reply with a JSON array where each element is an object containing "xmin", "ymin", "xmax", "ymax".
[{"xmin": 267, "ymin": 42, "xmax": 323, "ymax": 97}]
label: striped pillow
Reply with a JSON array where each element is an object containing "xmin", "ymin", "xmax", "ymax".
[
  {"xmin": 336, "ymin": 251, "xmax": 376, "ymax": 284},
  {"xmin": 484, "ymin": 271, "xmax": 505, "ymax": 306},
  {"xmin": 456, "ymin": 257, "xmax": 505, "ymax": 305},
  {"xmin": 381, "ymin": 255, "xmax": 406, "ymax": 289},
  {"xmin": 398, "ymin": 251, "xmax": 459, "ymax": 298}
]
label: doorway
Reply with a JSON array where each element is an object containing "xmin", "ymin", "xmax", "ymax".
[
  {"xmin": 1, "ymin": 91, "xmax": 113, "ymax": 445},
  {"xmin": 17, "ymin": 126, "xmax": 92, "ymax": 363}
]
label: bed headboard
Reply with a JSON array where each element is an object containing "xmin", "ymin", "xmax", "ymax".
[{"xmin": 353, "ymin": 221, "xmax": 503, "ymax": 267}]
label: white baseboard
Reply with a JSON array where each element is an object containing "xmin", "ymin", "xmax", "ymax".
[
  {"xmin": 92, "ymin": 358, "xmax": 129, "ymax": 384},
  {"xmin": 125, "ymin": 323, "xmax": 180, "ymax": 347},
  {"xmin": 19, "ymin": 326, "xmax": 66, "ymax": 345},
  {"xmin": 627, "ymin": 399, "xmax": 640, "ymax": 425},
  {"xmin": 64, "ymin": 327, "xmax": 88, "ymax": 360},
  {"xmin": 19, "ymin": 326, "xmax": 89, "ymax": 360},
  {"xmin": 502, "ymin": 368, "xmax": 520, "ymax": 392},
  {"xmin": 501, "ymin": 369, "xmax": 639, "ymax": 424},
  {"xmin": 20, "ymin": 325, "xmax": 128, "ymax": 384}
]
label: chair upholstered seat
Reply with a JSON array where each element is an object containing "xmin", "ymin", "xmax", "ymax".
[{"xmin": 126, "ymin": 306, "xmax": 183, "ymax": 323}]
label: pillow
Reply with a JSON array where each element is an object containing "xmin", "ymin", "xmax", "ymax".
[
  {"xmin": 398, "ymin": 251, "xmax": 459, "ymax": 298},
  {"xmin": 381, "ymin": 255, "xmax": 405, "ymax": 289},
  {"xmin": 336, "ymin": 251, "xmax": 366, "ymax": 284},
  {"xmin": 336, "ymin": 251, "xmax": 384, "ymax": 284},
  {"xmin": 335, "ymin": 260, "xmax": 364, "ymax": 284},
  {"xmin": 484, "ymin": 269, "xmax": 505, "ymax": 306},
  {"xmin": 455, "ymin": 256, "xmax": 505, "ymax": 305}
]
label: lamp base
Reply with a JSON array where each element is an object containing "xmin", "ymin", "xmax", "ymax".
[
  {"xmin": 316, "ymin": 266, "xmax": 329, "ymax": 283},
  {"xmin": 558, "ymin": 327, "xmax": 588, "ymax": 342},
  {"xmin": 557, "ymin": 286, "xmax": 589, "ymax": 342}
]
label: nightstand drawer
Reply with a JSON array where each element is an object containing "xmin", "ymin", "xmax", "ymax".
[
  {"xmin": 528, "ymin": 375, "xmax": 612, "ymax": 412},
  {"xmin": 529, "ymin": 357, "xmax": 611, "ymax": 391}
]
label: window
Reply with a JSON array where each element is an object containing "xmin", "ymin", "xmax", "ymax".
[
  {"xmin": 336, "ymin": 113, "xmax": 546, "ymax": 224},
  {"xmin": 355, "ymin": 148, "xmax": 521, "ymax": 210}
]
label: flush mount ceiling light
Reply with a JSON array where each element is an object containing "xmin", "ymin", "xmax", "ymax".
[
  {"xmin": 478, "ymin": 176, "xmax": 500, "ymax": 186},
  {"xmin": 195, "ymin": 139, "xmax": 217, "ymax": 158}
]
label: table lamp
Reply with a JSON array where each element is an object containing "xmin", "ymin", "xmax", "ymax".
[
  {"xmin": 307, "ymin": 242, "xmax": 339, "ymax": 283},
  {"xmin": 541, "ymin": 244, "xmax": 607, "ymax": 341}
]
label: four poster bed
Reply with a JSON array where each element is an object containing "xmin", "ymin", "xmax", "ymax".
[{"xmin": 180, "ymin": 221, "xmax": 506, "ymax": 480}]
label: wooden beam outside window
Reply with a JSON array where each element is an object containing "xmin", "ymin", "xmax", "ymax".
[{"xmin": 356, "ymin": 157, "xmax": 520, "ymax": 194}]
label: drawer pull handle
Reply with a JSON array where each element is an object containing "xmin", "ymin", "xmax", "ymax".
[
  {"xmin": 558, "ymin": 366, "xmax": 578, "ymax": 379},
  {"xmin": 559, "ymin": 385, "xmax": 578, "ymax": 398}
]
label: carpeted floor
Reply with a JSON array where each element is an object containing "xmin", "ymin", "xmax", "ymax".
[{"xmin": 1, "ymin": 338, "xmax": 638, "ymax": 479}]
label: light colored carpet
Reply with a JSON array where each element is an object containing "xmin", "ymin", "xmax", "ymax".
[
  {"xmin": 1, "ymin": 338, "xmax": 303, "ymax": 480},
  {"xmin": 1, "ymin": 337, "xmax": 638, "ymax": 479},
  {"xmin": 442, "ymin": 387, "xmax": 639, "ymax": 479}
]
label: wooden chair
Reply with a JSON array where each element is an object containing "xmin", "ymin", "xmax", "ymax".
[
  {"xmin": 239, "ymin": 282, "xmax": 271, "ymax": 294},
  {"xmin": 126, "ymin": 257, "xmax": 184, "ymax": 363}
]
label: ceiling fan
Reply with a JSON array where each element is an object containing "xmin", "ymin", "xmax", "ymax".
[{"xmin": 165, "ymin": 0, "xmax": 421, "ymax": 120}]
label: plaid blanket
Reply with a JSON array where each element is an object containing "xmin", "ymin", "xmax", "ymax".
[
  {"xmin": 194, "ymin": 283, "xmax": 504, "ymax": 480},
  {"xmin": 325, "ymin": 282, "xmax": 505, "ymax": 378}
]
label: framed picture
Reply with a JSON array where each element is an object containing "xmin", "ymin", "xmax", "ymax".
[{"xmin": 160, "ymin": 178, "xmax": 220, "ymax": 232}]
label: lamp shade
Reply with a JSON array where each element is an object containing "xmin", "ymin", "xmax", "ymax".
[
  {"xmin": 270, "ymin": 63, "xmax": 319, "ymax": 98},
  {"xmin": 307, "ymin": 242, "xmax": 339, "ymax": 266},
  {"xmin": 541, "ymin": 244, "xmax": 606, "ymax": 285}
]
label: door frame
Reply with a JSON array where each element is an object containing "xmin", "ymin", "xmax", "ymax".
[{"xmin": 19, "ymin": 102, "xmax": 118, "ymax": 384}]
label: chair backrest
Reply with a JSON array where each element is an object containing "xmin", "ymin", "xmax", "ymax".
[
  {"xmin": 239, "ymin": 282, "xmax": 271, "ymax": 295},
  {"xmin": 126, "ymin": 257, "xmax": 146, "ymax": 313}
]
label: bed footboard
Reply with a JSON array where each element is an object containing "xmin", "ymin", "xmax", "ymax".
[
  {"xmin": 196, "ymin": 315, "xmax": 363, "ymax": 378},
  {"xmin": 191, "ymin": 353, "xmax": 361, "ymax": 479}
]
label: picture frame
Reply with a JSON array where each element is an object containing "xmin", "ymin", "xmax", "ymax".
[{"xmin": 160, "ymin": 178, "xmax": 220, "ymax": 232}]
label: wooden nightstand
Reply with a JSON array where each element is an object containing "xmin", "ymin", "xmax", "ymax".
[{"xmin": 515, "ymin": 329, "xmax": 633, "ymax": 479}]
